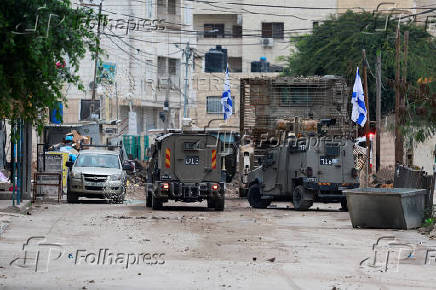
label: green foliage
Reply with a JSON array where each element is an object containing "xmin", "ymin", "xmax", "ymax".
[
  {"xmin": 283, "ymin": 11, "xmax": 435, "ymax": 141},
  {"xmin": 423, "ymin": 217, "xmax": 435, "ymax": 228},
  {"xmin": 0, "ymin": 0, "xmax": 99, "ymax": 130}
]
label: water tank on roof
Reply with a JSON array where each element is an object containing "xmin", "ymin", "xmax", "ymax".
[
  {"xmin": 205, "ymin": 45, "xmax": 228, "ymax": 72},
  {"xmin": 251, "ymin": 57, "xmax": 270, "ymax": 72}
]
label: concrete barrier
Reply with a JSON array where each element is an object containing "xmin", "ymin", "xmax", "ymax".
[{"xmin": 343, "ymin": 188, "xmax": 426, "ymax": 230}]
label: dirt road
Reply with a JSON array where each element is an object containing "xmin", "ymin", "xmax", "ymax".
[{"xmin": 0, "ymin": 195, "xmax": 435, "ymax": 289}]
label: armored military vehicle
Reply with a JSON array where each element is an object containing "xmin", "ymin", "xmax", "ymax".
[
  {"xmin": 146, "ymin": 129, "xmax": 236, "ymax": 211},
  {"xmin": 245, "ymin": 119, "xmax": 359, "ymax": 210}
]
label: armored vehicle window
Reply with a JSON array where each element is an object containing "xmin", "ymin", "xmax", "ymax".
[
  {"xmin": 325, "ymin": 144, "xmax": 340, "ymax": 156},
  {"xmin": 184, "ymin": 142, "xmax": 198, "ymax": 150}
]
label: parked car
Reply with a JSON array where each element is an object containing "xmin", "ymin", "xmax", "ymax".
[{"xmin": 66, "ymin": 149, "xmax": 133, "ymax": 203}]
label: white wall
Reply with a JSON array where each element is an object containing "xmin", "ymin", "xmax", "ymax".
[{"xmin": 413, "ymin": 135, "xmax": 436, "ymax": 174}]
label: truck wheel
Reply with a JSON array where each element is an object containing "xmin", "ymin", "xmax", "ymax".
[
  {"xmin": 340, "ymin": 199, "xmax": 348, "ymax": 211},
  {"xmin": 114, "ymin": 190, "xmax": 126, "ymax": 204},
  {"xmin": 152, "ymin": 193, "xmax": 163, "ymax": 210},
  {"xmin": 146, "ymin": 189, "xmax": 152, "ymax": 208},
  {"xmin": 214, "ymin": 197, "xmax": 225, "ymax": 211},
  {"xmin": 207, "ymin": 198, "xmax": 215, "ymax": 208},
  {"xmin": 292, "ymin": 185, "xmax": 313, "ymax": 211},
  {"xmin": 239, "ymin": 187, "xmax": 248, "ymax": 198},
  {"xmin": 67, "ymin": 192, "xmax": 78, "ymax": 203},
  {"xmin": 248, "ymin": 184, "xmax": 271, "ymax": 209}
]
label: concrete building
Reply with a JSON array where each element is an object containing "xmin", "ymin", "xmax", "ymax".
[
  {"xmin": 192, "ymin": 0, "xmax": 338, "ymax": 73},
  {"xmin": 64, "ymin": 0, "xmax": 196, "ymax": 134},
  {"xmin": 189, "ymin": 72, "xmax": 279, "ymax": 129},
  {"xmin": 190, "ymin": 0, "xmax": 338, "ymax": 128}
]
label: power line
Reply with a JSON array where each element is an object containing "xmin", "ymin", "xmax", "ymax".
[{"xmin": 184, "ymin": 0, "xmax": 435, "ymax": 11}]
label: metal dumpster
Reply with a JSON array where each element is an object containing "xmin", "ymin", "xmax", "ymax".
[{"xmin": 343, "ymin": 188, "xmax": 427, "ymax": 230}]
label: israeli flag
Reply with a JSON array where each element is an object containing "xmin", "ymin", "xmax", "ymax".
[
  {"xmin": 221, "ymin": 65, "xmax": 233, "ymax": 120},
  {"xmin": 351, "ymin": 67, "xmax": 367, "ymax": 127}
]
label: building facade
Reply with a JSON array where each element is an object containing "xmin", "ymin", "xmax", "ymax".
[
  {"xmin": 64, "ymin": 0, "xmax": 196, "ymax": 135},
  {"xmin": 190, "ymin": 0, "xmax": 338, "ymax": 128}
]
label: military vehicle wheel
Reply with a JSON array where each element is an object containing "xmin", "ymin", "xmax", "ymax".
[
  {"xmin": 248, "ymin": 184, "xmax": 271, "ymax": 209},
  {"xmin": 152, "ymin": 193, "xmax": 163, "ymax": 210},
  {"xmin": 214, "ymin": 197, "xmax": 225, "ymax": 211},
  {"xmin": 207, "ymin": 198, "xmax": 215, "ymax": 208},
  {"xmin": 292, "ymin": 185, "xmax": 313, "ymax": 211},
  {"xmin": 146, "ymin": 189, "xmax": 152, "ymax": 208},
  {"xmin": 340, "ymin": 199, "xmax": 348, "ymax": 211},
  {"xmin": 67, "ymin": 192, "xmax": 78, "ymax": 203}
]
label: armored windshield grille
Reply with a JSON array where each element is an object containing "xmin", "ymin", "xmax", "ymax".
[{"xmin": 240, "ymin": 77, "xmax": 350, "ymax": 132}]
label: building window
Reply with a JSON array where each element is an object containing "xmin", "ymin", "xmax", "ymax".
[
  {"xmin": 158, "ymin": 56, "xmax": 167, "ymax": 75},
  {"xmin": 206, "ymin": 96, "xmax": 224, "ymax": 113},
  {"xmin": 313, "ymin": 21, "xmax": 319, "ymax": 28},
  {"xmin": 228, "ymin": 57, "xmax": 242, "ymax": 72},
  {"xmin": 168, "ymin": 0, "xmax": 176, "ymax": 15},
  {"xmin": 232, "ymin": 25, "xmax": 242, "ymax": 38},
  {"xmin": 157, "ymin": 0, "xmax": 166, "ymax": 7},
  {"xmin": 168, "ymin": 58, "xmax": 178, "ymax": 75},
  {"xmin": 158, "ymin": 57, "xmax": 179, "ymax": 77},
  {"xmin": 80, "ymin": 100, "xmax": 100, "ymax": 120},
  {"xmin": 204, "ymin": 24, "xmax": 225, "ymax": 38},
  {"xmin": 146, "ymin": 0, "xmax": 153, "ymax": 18},
  {"xmin": 262, "ymin": 22, "xmax": 284, "ymax": 39}
]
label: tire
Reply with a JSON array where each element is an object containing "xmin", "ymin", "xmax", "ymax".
[
  {"xmin": 152, "ymin": 192, "xmax": 163, "ymax": 210},
  {"xmin": 248, "ymin": 184, "xmax": 271, "ymax": 209},
  {"xmin": 114, "ymin": 189, "xmax": 126, "ymax": 204},
  {"xmin": 292, "ymin": 185, "xmax": 313, "ymax": 211},
  {"xmin": 146, "ymin": 189, "xmax": 152, "ymax": 208},
  {"xmin": 239, "ymin": 187, "xmax": 248, "ymax": 198},
  {"xmin": 340, "ymin": 199, "xmax": 348, "ymax": 211},
  {"xmin": 67, "ymin": 192, "xmax": 78, "ymax": 203},
  {"xmin": 214, "ymin": 197, "xmax": 225, "ymax": 211},
  {"xmin": 207, "ymin": 198, "xmax": 215, "ymax": 208}
]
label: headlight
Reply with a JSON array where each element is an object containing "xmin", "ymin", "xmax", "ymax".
[
  {"xmin": 71, "ymin": 171, "xmax": 81, "ymax": 179},
  {"xmin": 109, "ymin": 174, "xmax": 122, "ymax": 181}
]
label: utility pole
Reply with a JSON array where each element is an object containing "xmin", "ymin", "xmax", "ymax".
[
  {"xmin": 182, "ymin": 42, "xmax": 193, "ymax": 119},
  {"xmin": 115, "ymin": 82, "xmax": 119, "ymax": 120},
  {"xmin": 81, "ymin": 0, "xmax": 103, "ymax": 120},
  {"xmin": 394, "ymin": 24, "xmax": 403, "ymax": 165},
  {"xmin": 402, "ymin": 32, "xmax": 409, "ymax": 162},
  {"xmin": 163, "ymin": 79, "xmax": 170, "ymax": 133},
  {"xmin": 362, "ymin": 49, "xmax": 371, "ymax": 187},
  {"xmin": 376, "ymin": 51, "xmax": 381, "ymax": 173}
]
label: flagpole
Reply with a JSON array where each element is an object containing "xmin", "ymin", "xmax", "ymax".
[{"xmin": 362, "ymin": 49, "xmax": 370, "ymax": 188}]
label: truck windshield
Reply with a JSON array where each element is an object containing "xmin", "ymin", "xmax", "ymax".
[{"xmin": 75, "ymin": 154, "xmax": 120, "ymax": 169}]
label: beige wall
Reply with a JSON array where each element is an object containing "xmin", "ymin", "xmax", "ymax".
[
  {"xmin": 336, "ymin": 0, "xmax": 416, "ymax": 12},
  {"xmin": 190, "ymin": 72, "xmax": 279, "ymax": 129},
  {"xmin": 193, "ymin": 0, "xmax": 338, "ymax": 73},
  {"xmin": 63, "ymin": 98, "xmax": 80, "ymax": 124}
]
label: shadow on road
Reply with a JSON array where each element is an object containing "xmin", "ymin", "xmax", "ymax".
[
  {"xmin": 268, "ymin": 207, "xmax": 345, "ymax": 213},
  {"xmin": 74, "ymin": 199, "xmax": 110, "ymax": 204}
]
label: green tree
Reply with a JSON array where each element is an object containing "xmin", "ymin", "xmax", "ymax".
[
  {"xmin": 0, "ymin": 0, "xmax": 99, "ymax": 130},
  {"xmin": 283, "ymin": 11, "xmax": 435, "ymax": 141}
]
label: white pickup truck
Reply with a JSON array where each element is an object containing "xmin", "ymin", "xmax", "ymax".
[{"xmin": 67, "ymin": 149, "xmax": 132, "ymax": 203}]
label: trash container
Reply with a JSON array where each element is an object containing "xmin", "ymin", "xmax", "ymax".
[{"xmin": 343, "ymin": 188, "xmax": 427, "ymax": 230}]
